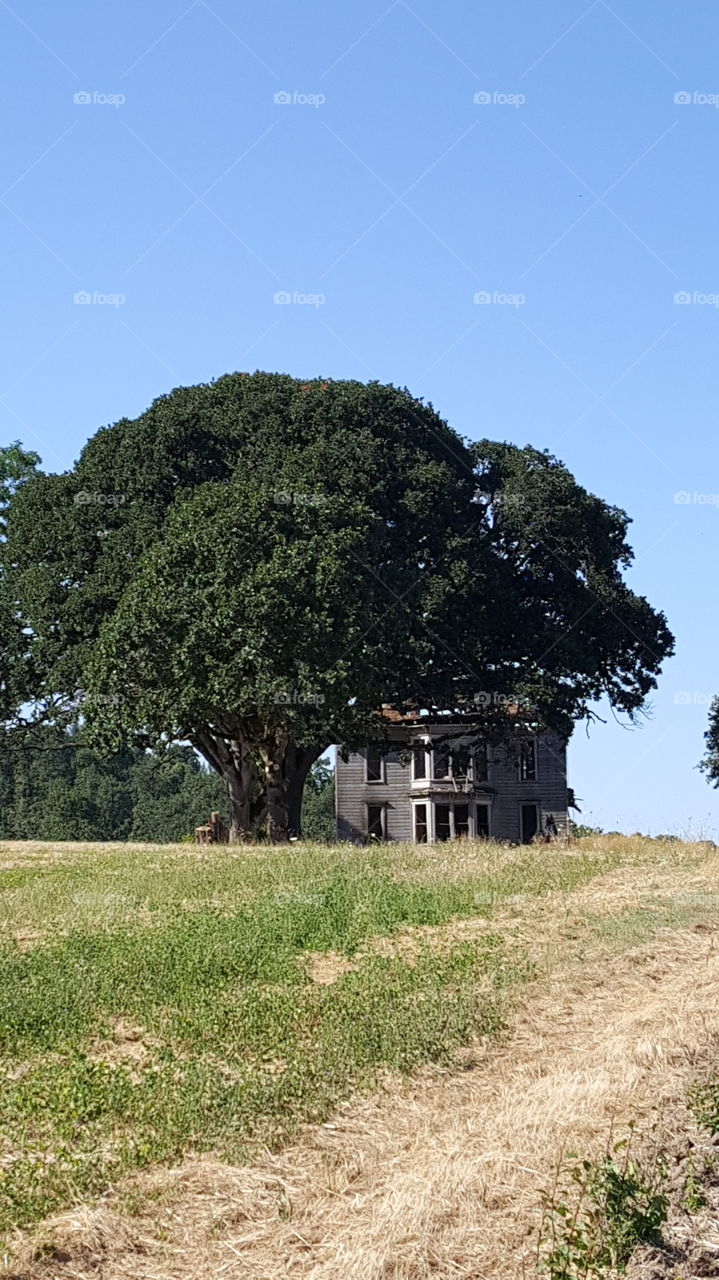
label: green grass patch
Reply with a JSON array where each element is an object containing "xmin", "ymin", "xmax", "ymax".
[
  {"xmin": 0, "ymin": 931, "xmax": 529, "ymax": 1237},
  {"xmin": 0, "ymin": 834, "xmax": 712, "ymax": 1242},
  {"xmin": 0, "ymin": 841, "xmax": 630, "ymax": 942}
]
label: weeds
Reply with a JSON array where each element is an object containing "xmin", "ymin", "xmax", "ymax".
[{"xmin": 537, "ymin": 1130, "xmax": 668, "ymax": 1279}]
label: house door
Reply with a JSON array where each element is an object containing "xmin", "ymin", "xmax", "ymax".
[{"xmin": 520, "ymin": 803, "xmax": 539, "ymax": 844}]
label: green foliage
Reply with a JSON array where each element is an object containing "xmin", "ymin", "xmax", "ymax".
[
  {"xmin": 2, "ymin": 379, "xmax": 674, "ymax": 838},
  {"xmin": 538, "ymin": 1135, "xmax": 668, "ymax": 1278},
  {"xmin": 688, "ymin": 1074, "xmax": 719, "ymax": 1134},
  {"xmin": 681, "ymin": 1152, "xmax": 708, "ymax": 1213},
  {"xmin": 0, "ymin": 732, "xmax": 227, "ymax": 842},
  {"xmin": 0, "ymin": 442, "xmax": 42, "ymax": 724},
  {"xmin": 0, "ymin": 730, "xmax": 334, "ymax": 842},
  {"xmin": 0, "ymin": 441, "xmax": 40, "ymax": 539},
  {"xmin": 301, "ymin": 757, "xmax": 335, "ymax": 841},
  {"xmin": 700, "ymin": 695, "xmax": 719, "ymax": 786}
]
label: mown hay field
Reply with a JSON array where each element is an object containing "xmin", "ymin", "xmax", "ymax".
[{"xmin": 1, "ymin": 834, "xmax": 719, "ymax": 1278}]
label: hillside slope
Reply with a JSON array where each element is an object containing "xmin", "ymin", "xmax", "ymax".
[{"xmin": 2, "ymin": 836, "xmax": 719, "ymax": 1278}]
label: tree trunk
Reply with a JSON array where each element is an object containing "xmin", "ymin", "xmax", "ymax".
[
  {"xmin": 264, "ymin": 754, "xmax": 289, "ymax": 843},
  {"xmin": 194, "ymin": 729, "xmax": 326, "ymax": 845},
  {"xmin": 260, "ymin": 738, "xmax": 326, "ymax": 843},
  {"xmin": 224, "ymin": 757, "xmax": 252, "ymax": 841},
  {"xmin": 284, "ymin": 745, "xmax": 321, "ymax": 837},
  {"xmin": 193, "ymin": 731, "xmax": 259, "ymax": 843}
]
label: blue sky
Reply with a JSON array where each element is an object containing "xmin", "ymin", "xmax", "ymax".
[{"xmin": 2, "ymin": 0, "xmax": 717, "ymax": 835}]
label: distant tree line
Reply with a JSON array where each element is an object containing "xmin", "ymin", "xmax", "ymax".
[{"xmin": 0, "ymin": 729, "xmax": 335, "ymax": 843}]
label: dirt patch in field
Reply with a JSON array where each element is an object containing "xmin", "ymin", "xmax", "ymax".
[
  {"xmin": 9, "ymin": 928, "xmax": 48, "ymax": 951},
  {"xmin": 305, "ymin": 949, "xmax": 358, "ymax": 984},
  {"xmin": 87, "ymin": 1019, "xmax": 158, "ymax": 1075}
]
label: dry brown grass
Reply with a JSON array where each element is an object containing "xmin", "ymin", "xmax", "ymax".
[{"xmin": 4, "ymin": 844, "xmax": 719, "ymax": 1280}]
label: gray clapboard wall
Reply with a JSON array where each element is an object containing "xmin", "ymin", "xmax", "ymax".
[{"xmin": 335, "ymin": 732, "xmax": 568, "ymax": 843}]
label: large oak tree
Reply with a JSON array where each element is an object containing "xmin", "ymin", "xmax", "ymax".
[{"xmin": 4, "ymin": 373, "xmax": 674, "ymax": 840}]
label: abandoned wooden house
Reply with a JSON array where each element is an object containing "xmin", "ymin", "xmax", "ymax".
[{"xmin": 335, "ymin": 712, "xmax": 568, "ymax": 844}]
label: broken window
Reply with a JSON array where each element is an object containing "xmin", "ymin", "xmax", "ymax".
[
  {"xmin": 476, "ymin": 804, "xmax": 490, "ymax": 838},
  {"xmin": 521, "ymin": 803, "xmax": 538, "ymax": 843},
  {"xmin": 366, "ymin": 747, "xmax": 383, "ymax": 783},
  {"xmin": 412, "ymin": 743, "xmax": 427, "ymax": 780},
  {"xmin": 519, "ymin": 739, "xmax": 537, "ymax": 782},
  {"xmin": 474, "ymin": 741, "xmax": 488, "ymax": 781},
  {"xmin": 454, "ymin": 803, "xmax": 470, "ymax": 837},
  {"xmin": 434, "ymin": 803, "xmax": 451, "ymax": 841},
  {"xmin": 414, "ymin": 803, "xmax": 428, "ymax": 843},
  {"xmin": 452, "ymin": 746, "xmax": 471, "ymax": 779},
  {"xmin": 433, "ymin": 747, "xmax": 450, "ymax": 780},
  {"xmin": 367, "ymin": 804, "xmax": 384, "ymax": 838}
]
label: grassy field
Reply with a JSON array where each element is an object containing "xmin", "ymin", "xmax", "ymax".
[{"xmin": 1, "ymin": 834, "xmax": 719, "ymax": 1277}]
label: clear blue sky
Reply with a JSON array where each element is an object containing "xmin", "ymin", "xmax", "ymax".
[{"xmin": 2, "ymin": 0, "xmax": 717, "ymax": 836}]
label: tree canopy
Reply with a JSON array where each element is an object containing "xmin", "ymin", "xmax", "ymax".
[
  {"xmin": 701, "ymin": 698, "xmax": 719, "ymax": 786},
  {"xmin": 3, "ymin": 372, "xmax": 674, "ymax": 840}
]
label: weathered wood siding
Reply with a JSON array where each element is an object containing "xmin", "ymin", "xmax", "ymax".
[
  {"xmin": 487, "ymin": 735, "xmax": 568, "ymax": 842},
  {"xmin": 336, "ymin": 748, "xmax": 413, "ymax": 843},
  {"xmin": 335, "ymin": 733, "xmax": 568, "ymax": 843}
]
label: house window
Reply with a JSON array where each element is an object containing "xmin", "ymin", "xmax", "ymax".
[
  {"xmin": 434, "ymin": 803, "xmax": 451, "ymax": 841},
  {"xmin": 519, "ymin": 739, "xmax": 537, "ymax": 782},
  {"xmin": 432, "ymin": 801, "xmax": 482, "ymax": 841},
  {"xmin": 367, "ymin": 804, "xmax": 385, "ymax": 839},
  {"xmin": 434, "ymin": 746, "xmax": 450, "ymax": 780},
  {"xmin": 414, "ymin": 803, "xmax": 428, "ymax": 843},
  {"xmin": 412, "ymin": 743, "xmax": 427, "ymax": 780},
  {"xmin": 454, "ymin": 803, "xmax": 470, "ymax": 838},
  {"xmin": 520, "ymin": 803, "xmax": 538, "ymax": 844},
  {"xmin": 366, "ymin": 747, "xmax": 384, "ymax": 783},
  {"xmin": 476, "ymin": 803, "xmax": 490, "ymax": 838},
  {"xmin": 428, "ymin": 741, "xmax": 483, "ymax": 783}
]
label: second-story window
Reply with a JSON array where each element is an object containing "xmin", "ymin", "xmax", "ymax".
[
  {"xmin": 452, "ymin": 745, "xmax": 471, "ymax": 779},
  {"xmin": 366, "ymin": 747, "xmax": 384, "ymax": 783},
  {"xmin": 412, "ymin": 743, "xmax": 427, "ymax": 780},
  {"xmin": 519, "ymin": 739, "xmax": 537, "ymax": 781}
]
